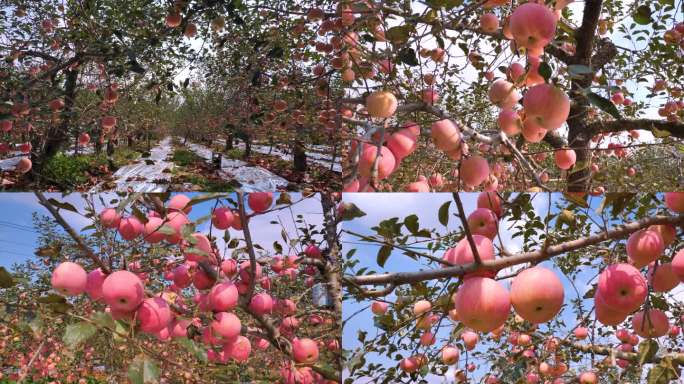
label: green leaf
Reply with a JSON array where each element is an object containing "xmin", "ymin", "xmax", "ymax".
[
  {"xmin": 128, "ymin": 355, "xmax": 160, "ymax": 384},
  {"xmin": 267, "ymin": 46, "xmax": 284, "ymax": 58},
  {"xmin": 653, "ymin": 127, "xmax": 671, "ymax": 138},
  {"xmin": 438, "ymin": 201, "xmax": 451, "ymax": 227},
  {"xmin": 595, "ymin": 193, "xmax": 635, "ymax": 216},
  {"xmin": 385, "ymin": 26, "xmax": 414, "ymax": 45},
  {"xmin": 47, "ymin": 198, "xmax": 79, "ymax": 213},
  {"xmin": 0, "ymin": 267, "xmax": 15, "ymax": 288},
  {"xmin": 37, "ymin": 294, "xmax": 67, "ymax": 304},
  {"xmin": 637, "ymin": 339, "xmax": 658, "ymax": 366},
  {"xmin": 273, "ymin": 241, "xmax": 283, "ymax": 254},
  {"xmin": 156, "ymin": 224, "xmax": 177, "ymax": 235},
  {"xmin": 647, "ymin": 357, "xmax": 681, "ymax": 384},
  {"xmin": 188, "ymin": 193, "xmax": 228, "ymax": 207},
  {"xmin": 633, "ymin": 5, "xmax": 653, "ymax": 25},
  {"xmin": 377, "ymin": 245, "xmax": 392, "ymax": 267},
  {"xmin": 587, "ymin": 92, "xmax": 622, "ymax": 119},
  {"xmin": 563, "ymin": 193, "xmax": 589, "ymax": 208},
  {"xmin": 404, "ymin": 214, "xmax": 419, "ymax": 234},
  {"xmin": 276, "ymin": 192, "xmax": 292, "ymax": 205},
  {"xmin": 538, "ymin": 61, "xmax": 552, "ymax": 82},
  {"xmin": 63, "ymin": 322, "xmax": 97, "ymax": 349},
  {"xmin": 398, "ymin": 48, "xmax": 419, "ymax": 66},
  {"xmin": 177, "ymin": 337, "xmax": 208, "ymax": 362},
  {"xmin": 91, "ymin": 311, "xmax": 116, "ymax": 330},
  {"xmin": 567, "ymin": 65, "xmax": 593, "ymax": 76},
  {"xmin": 29, "ymin": 316, "xmax": 43, "ymax": 338},
  {"xmin": 340, "ymin": 202, "xmax": 366, "ymax": 221}
]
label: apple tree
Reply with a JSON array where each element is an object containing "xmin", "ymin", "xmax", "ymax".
[
  {"xmin": 0, "ymin": 191, "xmax": 342, "ymax": 383},
  {"xmin": 338, "ymin": 0, "xmax": 684, "ymax": 193},
  {"xmin": 342, "ymin": 192, "xmax": 684, "ymax": 383}
]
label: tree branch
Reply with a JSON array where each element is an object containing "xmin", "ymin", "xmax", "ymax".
[
  {"xmin": 34, "ymin": 191, "xmax": 110, "ymax": 274},
  {"xmin": 572, "ymin": 0, "xmax": 604, "ymax": 64},
  {"xmin": 452, "ymin": 193, "xmax": 481, "ymax": 264},
  {"xmin": 236, "ymin": 192, "xmax": 257, "ymax": 306},
  {"xmin": 587, "ymin": 118, "xmax": 684, "ymax": 139},
  {"xmin": 563, "ymin": 339, "xmax": 684, "ymax": 365},
  {"xmin": 345, "ymin": 214, "xmax": 684, "ymax": 286}
]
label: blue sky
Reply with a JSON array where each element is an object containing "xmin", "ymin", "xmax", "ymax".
[
  {"xmin": 0, "ymin": 193, "xmax": 325, "ymax": 271},
  {"xmin": 341, "ymin": 192, "xmax": 683, "ymax": 383}
]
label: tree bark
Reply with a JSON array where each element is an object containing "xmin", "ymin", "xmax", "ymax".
[
  {"xmin": 225, "ymin": 134, "xmax": 234, "ymax": 150},
  {"xmin": 244, "ymin": 135, "xmax": 252, "ymax": 159},
  {"xmin": 32, "ymin": 68, "xmax": 79, "ymax": 174},
  {"xmin": 293, "ymin": 138, "xmax": 307, "ymax": 172},
  {"xmin": 566, "ymin": 0, "xmax": 604, "ymax": 192},
  {"xmin": 106, "ymin": 139, "xmax": 114, "ymax": 156}
]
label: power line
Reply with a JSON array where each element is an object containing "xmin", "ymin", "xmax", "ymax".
[
  {"xmin": 0, "ymin": 239, "xmax": 35, "ymax": 247},
  {"xmin": 0, "ymin": 222, "xmax": 38, "ymax": 233},
  {"xmin": 0, "ymin": 250, "xmax": 30, "ymax": 258},
  {"xmin": 0, "ymin": 220, "xmax": 35, "ymax": 230}
]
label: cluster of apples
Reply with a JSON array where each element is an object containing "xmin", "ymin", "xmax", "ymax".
[
  {"xmin": 48, "ymin": 193, "xmax": 336, "ymax": 381},
  {"xmin": 367, "ymin": 192, "xmax": 684, "ymax": 383},
  {"xmin": 663, "ymin": 22, "xmax": 684, "ymax": 51},
  {"xmin": 485, "ymin": 3, "xmax": 576, "ymax": 170},
  {"xmin": 342, "ymin": 1, "xmax": 583, "ymax": 192},
  {"xmin": 593, "ymin": 192, "xmax": 684, "ymax": 331},
  {"xmin": 0, "ymin": 8, "xmax": 126, "ymax": 176},
  {"xmin": 0, "ymin": 329, "xmax": 80, "ymax": 383}
]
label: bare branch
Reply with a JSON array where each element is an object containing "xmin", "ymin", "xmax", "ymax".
[
  {"xmin": 345, "ymin": 214, "xmax": 684, "ymax": 287},
  {"xmin": 34, "ymin": 191, "xmax": 110, "ymax": 274}
]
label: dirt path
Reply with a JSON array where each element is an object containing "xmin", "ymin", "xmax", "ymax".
[
  {"xmin": 218, "ymin": 139, "xmax": 342, "ymax": 172},
  {"xmin": 90, "ymin": 137, "xmax": 174, "ymax": 193},
  {"xmin": 182, "ymin": 140, "xmax": 290, "ymax": 192}
]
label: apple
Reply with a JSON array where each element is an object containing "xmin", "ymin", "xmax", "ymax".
[
  {"xmin": 509, "ymin": 3, "xmax": 557, "ymax": 57},
  {"xmin": 597, "ymin": 263, "xmax": 647, "ymax": 313},
  {"xmin": 510, "ymin": 266, "xmax": 564, "ymax": 323},
  {"xmin": 248, "ymin": 192, "xmax": 273, "ymax": 213},
  {"xmin": 212, "ymin": 312, "xmax": 241, "ymax": 339},
  {"xmin": 371, "ymin": 301, "xmax": 388, "ymax": 315},
  {"xmin": 365, "ymin": 91, "xmax": 397, "ymax": 118},
  {"xmin": 626, "ymin": 229, "xmax": 663, "ymax": 267},
  {"xmin": 460, "ymin": 156, "xmax": 490, "ymax": 187},
  {"xmin": 212, "ymin": 207, "xmax": 234, "ymax": 230},
  {"xmin": 85, "ymin": 268, "xmax": 106, "ymax": 301},
  {"xmin": 208, "ymin": 282, "xmax": 239, "ymax": 311},
  {"xmin": 137, "ymin": 297, "xmax": 172, "ymax": 333},
  {"xmin": 292, "ymin": 338, "xmax": 319, "ymax": 364},
  {"xmin": 102, "ymin": 270, "xmax": 145, "ymax": 312},
  {"xmin": 467, "ymin": 208, "xmax": 498, "ymax": 239},
  {"xmin": 442, "ymin": 235, "xmax": 495, "ymax": 277},
  {"xmin": 453, "ymin": 276, "xmax": 511, "ymax": 332},
  {"xmin": 632, "ymin": 309, "xmax": 669, "ymax": 338},
  {"xmin": 99, "ymin": 208, "xmax": 121, "ymax": 228},
  {"xmin": 51, "ymin": 262, "xmax": 87, "ymax": 296}
]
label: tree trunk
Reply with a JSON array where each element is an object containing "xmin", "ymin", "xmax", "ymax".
[
  {"xmin": 329, "ymin": 143, "xmax": 337, "ymax": 172},
  {"xmin": 106, "ymin": 139, "xmax": 114, "ymax": 156},
  {"xmin": 565, "ymin": 0, "xmax": 604, "ymax": 192},
  {"xmin": 225, "ymin": 134, "xmax": 233, "ymax": 150},
  {"xmin": 95, "ymin": 136, "xmax": 102, "ymax": 154},
  {"xmin": 244, "ymin": 136, "xmax": 252, "ymax": 159},
  {"xmin": 293, "ymin": 138, "xmax": 307, "ymax": 172},
  {"xmin": 32, "ymin": 68, "xmax": 79, "ymax": 175}
]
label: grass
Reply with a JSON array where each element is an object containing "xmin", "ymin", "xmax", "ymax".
[
  {"xmin": 183, "ymin": 174, "xmax": 238, "ymax": 192},
  {"xmin": 171, "ymin": 149, "xmax": 202, "ymax": 167},
  {"xmin": 110, "ymin": 147, "xmax": 142, "ymax": 168},
  {"xmin": 35, "ymin": 142, "xmax": 152, "ymax": 189},
  {"xmin": 40, "ymin": 153, "xmax": 108, "ymax": 187},
  {"xmin": 224, "ymin": 148, "xmax": 246, "ymax": 159}
]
